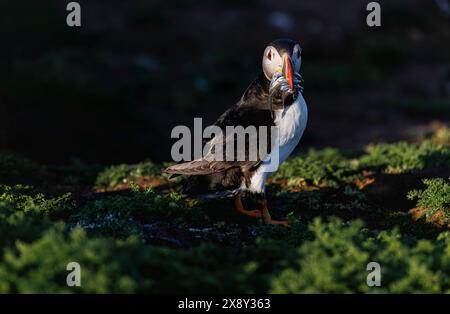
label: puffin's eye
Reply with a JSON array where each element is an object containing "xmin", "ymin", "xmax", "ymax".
[{"xmin": 267, "ymin": 51, "xmax": 272, "ymax": 61}]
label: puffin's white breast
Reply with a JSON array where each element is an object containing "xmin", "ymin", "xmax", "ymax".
[
  {"xmin": 274, "ymin": 93, "xmax": 308, "ymax": 164},
  {"xmin": 246, "ymin": 94, "xmax": 308, "ymax": 193}
]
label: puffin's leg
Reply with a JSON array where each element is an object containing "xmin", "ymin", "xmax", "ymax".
[
  {"xmin": 257, "ymin": 197, "xmax": 290, "ymax": 227},
  {"xmin": 234, "ymin": 194, "xmax": 262, "ymax": 218}
]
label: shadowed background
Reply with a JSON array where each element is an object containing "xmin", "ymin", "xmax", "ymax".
[{"xmin": 1, "ymin": 0, "xmax": 449, "ymax": 165}]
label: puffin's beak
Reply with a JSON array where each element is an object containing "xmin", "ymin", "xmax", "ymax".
[{"xmin": 283, "ymin": 55, "xmax": 294, "ymax": 91}]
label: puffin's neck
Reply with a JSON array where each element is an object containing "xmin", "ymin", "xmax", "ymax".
[
  {"xmin": 239, "ymin": 73, "xmax": 270, "ymax": 110},
  {"xmin": 240, "ymin": 72, "xmax": 293, "ymax": 111}
]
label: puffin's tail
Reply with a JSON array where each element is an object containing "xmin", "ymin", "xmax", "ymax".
[
  {"xmin": 163, "ymin": 161, "xmax": 208, "ymax": 195},
  {"xmin": 163, "ymin": 160, "xmax": 204, "ymax": 175},
  {"xmin": 163, "ymin": 159, "xmax": 228, "ymax": 176},
  {"xmin": 163, "ymin": 162, "xmax": 239, "ymax": 199}
]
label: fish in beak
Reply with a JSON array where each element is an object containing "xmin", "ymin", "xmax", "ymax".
[{"xmin": 282, "ymin": 55, "xmax": 294, "ymax": 91}]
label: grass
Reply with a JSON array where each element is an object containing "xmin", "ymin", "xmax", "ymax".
[
  {"xmin": 95, "ymin": 162, "xmax": 161, "ymax": 187},
  {"xmin": 0, "ymin": 153, "xmax": 44, "ymax": 178},
  {"xmin": 358, "ymin": 141, "xmax": 450, "ymax": 173},
  {"xmin": 271, "ymin": 148, "xmax": 360, "ymax": 188},
  {"xmin": 408, "ymin": 178, "xmax": 450, "ymax": 225},
  {"xmin": 1, "ymin": 132, "xmax": 450, "ymax": 293}
]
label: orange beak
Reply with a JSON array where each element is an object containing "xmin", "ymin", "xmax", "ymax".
[{"xmin": 283, "ymin": 55, "xmax": 294, "ymax": 91}]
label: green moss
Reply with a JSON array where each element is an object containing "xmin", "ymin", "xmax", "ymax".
[
  {"xmin": 0, "ymin": 153, "xmax": 44, "ymax": 179},
  {"xmin": 77, "ymin": 185, "xmax": 203, "ymax": 236},
  {"xmin": 0, "ymin": 154, "xmax": 101, "ymax": 186},
  {"xmin": 2, "ymin": 218, "xmax": 450, "ymax": 293},
  {"xmin": 0, "ymin": 185, "xmax": 74, "ymax": 251},
  {"xmin": 95, "ymin": 161, "xmax": 161, "ymax": 187},
  {"xmin": 50, "ymin": 159, "xmax": 103, "ymax": 185},
  {"xmin": 1, "ymin": 142, "xmax": 450, "ymax": 293},
  {"xmin": 0, "ymin": 200, "xmax": 53, "ymax": 252},
  {"xmin": 270, "ymin": 218, "xmax": 449, "ymax": 293},
  {"xmin": 0, "ymin": 185, "xmax": 75, "ymax": 217},
  {"xmin": 430, "ymin": 126, "xmax": 450, "ymax": 145},
  {"xmin": 408, "ymin": 178, "xmax": 450, "ymax": 223},
  {"xmin": 0, "ymin": 226, "xmax": 278, "ymax": 293},
  {"xmin": 272, "ymin": 148, "xmax": 360, "ymax": 188},
  {"xmin": 358, "ymin": 141, "xmax": 450, "ymax": 173}
]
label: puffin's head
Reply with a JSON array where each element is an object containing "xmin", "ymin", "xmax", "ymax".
[{"xmin": 262, "ymin": 38, "xmax": 302, "ymax": 90}]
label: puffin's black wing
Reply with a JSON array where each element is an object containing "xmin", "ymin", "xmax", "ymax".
[
  {"xmin": 164, "ymin": 74, "xmax": 278, "ymax": 196},
  {"xmin": 165, "ymin": 73, "xmax": 275, "ymax": 177},
  {"xmin": 164, "ymin": 105, "xmax": 274, "ymax": 176}
]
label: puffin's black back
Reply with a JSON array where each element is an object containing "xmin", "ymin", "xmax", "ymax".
[{"xmin": 181, "ymin": 73, "xmax": 279, "ymax": 197}]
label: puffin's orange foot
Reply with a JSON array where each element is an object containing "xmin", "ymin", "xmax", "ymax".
[
  {"xmin": 257, "ymin": 198, "xmax": 291, "ymax": 228},
  {"xmin": 239, "ymin": 209, "xmax": 263, "ymax": 218},
  {"xmin": 234, "ymin": 194, "xmax": 262, "ymax": 218},
  {"xmin": 266, "ymin": 219, "xmax": 291, "ymax": 228}
]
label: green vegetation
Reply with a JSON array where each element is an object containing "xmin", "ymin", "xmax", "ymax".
[
  {"xmin": 408, "ymin": 178, "xmax": 450, "ymax": 225},
  {"xmin": 0, "ymin": 153, "xmax": 44, "ymax": 178},
  {"xmin": 430, "ymin": 126, "xmax": 450, "ymax": 145},
  {"xmin": 2, "ymin": 215, "xmax": 450, "ymax": 293},
  {"xmin": 1, "ymin": 134, "xmax": 450, "ymax": 293},
  {"xmin": 272, "ymin": 141, "xmax": 450, "ymax": 189},
  {"xmin": 358, "ymin": 141, "xmax": 450, "ymax": 173},
  {"xmin": 1, "ymin": 0, "xmax": 449, "ymax": 294},
  {"xmin": 0, "ymin": 184, "xmax": 73, "ymax": 252},
  {"xmin": 272, "ymin": 148, "xmax": 359, "ymax": 188},
  {"xmin": 96, "ymin": 162, "xmax": 161, "ymax": 187},
  {"xmin": 77, "ymin": 184, "xmax": 203, "ymax": 235},
  {"xmin": 270, "ymin": 219, "xmax": 450, "ymax": 293}
]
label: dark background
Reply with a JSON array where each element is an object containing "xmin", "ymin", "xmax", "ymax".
[{"xmin": 1, "ymin": 0, "xmax": 449, "ymax": 165}]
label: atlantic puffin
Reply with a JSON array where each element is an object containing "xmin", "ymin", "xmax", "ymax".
[{"xmin": 165, "ymin": 38, "xmax": 307, "ymax": 226}]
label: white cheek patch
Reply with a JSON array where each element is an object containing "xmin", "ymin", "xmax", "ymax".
[
  {"xmin": 263, "ymin": 47, "xmax": 284, "ymax": 79},
  {"xmin": 272, "ymin": 52, "xmax": 283, "ymax": 72}
]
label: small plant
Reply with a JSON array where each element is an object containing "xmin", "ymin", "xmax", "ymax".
[
  {"xmin": 0, "ymin": 185, "xmax": 75, "ymax": 217},
  {"xmin": 0, "ymin": 185, "xmax": 74, "ymax": 250},
  {"xmin": 358, "ymin": 141, "xmax": 450, "ymax": 173},
  {"xmin": 269, "ymin": 218, "xmax": 448, "ymax": 293},
  {"xmin": 272, "ymin": 148, "xmax": 359, "ymax": 188},
  {"xmin": 407, "ymin": 178, "xmax": 450, "ymax": 225},
  {"xmin": 430, "ymin": 126, "xmax": 450, "ymax": 145},
  {"xmin": 3, "ymin": 217, "xmax": 450, "ymax": 293},
  {"xmin": 0, "ymin": 153, "xmax": 44, "ymax": 179},
  {"xmin": 95, "ymin": 161, "xmax": 161, "ymax": 187},
  {"xmin": 1, "ymin": 142, "xmax": 450, "ymax": 293},
  {"xmin": 78, "ymin": 185, "xmax": 203, "ymax": 230},
  {"xmin": 51, "ymin": 159, "xmax": 102, "ymax": 185}
]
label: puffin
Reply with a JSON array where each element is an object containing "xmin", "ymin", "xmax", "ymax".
[{"xmin": 165, "ymin": 38, "xmax": 308, "ymax": 226}]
